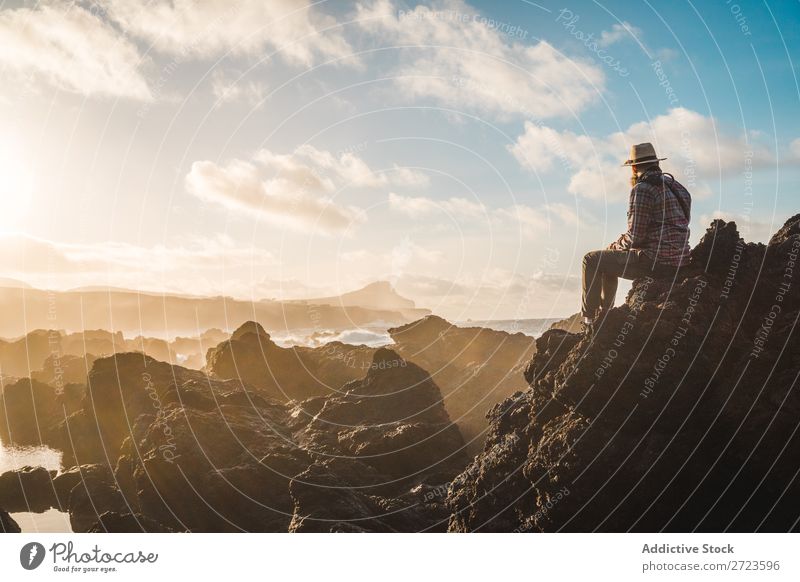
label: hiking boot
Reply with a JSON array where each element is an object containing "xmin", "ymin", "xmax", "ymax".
[{"xmin": 582, "ymin": 310, "xmax": 609, "ymax": 338}]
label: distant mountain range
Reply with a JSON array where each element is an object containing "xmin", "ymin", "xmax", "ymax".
[{"xmin": 0, "ymin": 280, "xmax": 431, "ymax": 338}]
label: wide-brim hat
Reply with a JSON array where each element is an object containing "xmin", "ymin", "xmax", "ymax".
[{"xmin": 622, "ymin": 142, "xmax": 667, "ymax": 166}]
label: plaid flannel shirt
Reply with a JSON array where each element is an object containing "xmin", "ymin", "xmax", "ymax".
[{"xmin": 611, "ymin": 169, "xmax": 692, "ymax": 267}]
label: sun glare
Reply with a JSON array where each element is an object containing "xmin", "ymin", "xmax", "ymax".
[{"xmin": 0, "ymin": 136, "xmax": 34, "ymax": 232}]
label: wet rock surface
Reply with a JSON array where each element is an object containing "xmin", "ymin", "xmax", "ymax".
[
  {"xmin": 447, "ymin": 217, "xmax": 800, "ymax": 532},
  {"xmin": 205, "ymin": 321, "xmax": 374, "ymax": 401},
  {"xmin": 388, "ymin": 316, "xmax": 535, "ymax": 454},
  {"xmin": 0, "ymin": 507, "xmax": 20, "ymax": 533},
  {"xmin": 0, "ymin": 466, "xmax": 57, "ymax": 513},
  {"xmin": 9, "ymin": 346, "xmax": 467, "ymax": 531}
]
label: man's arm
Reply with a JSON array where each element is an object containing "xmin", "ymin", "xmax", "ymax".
[{"xmin": 609, "ymin": 183, "xmax": 655, "ymax": 250}]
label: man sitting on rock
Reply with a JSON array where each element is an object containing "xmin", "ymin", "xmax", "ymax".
[{"xmin": 582, "ymin": 142, "xmax": 692, "ymax": 335}]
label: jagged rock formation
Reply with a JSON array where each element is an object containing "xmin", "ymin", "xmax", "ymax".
[
  {"xmin": 31, "ymin": 354, "xmax": 97, "ymax": 387},
  {"xmin": 205, "ymin": 321, "xmax": 374, "ymax": 401},
  {"xmin": 388, "ymin": 315, "xmax": 535, "ymax": 454},
  {"xmin": 1, "ymin": 507, "xmax": 20, "ymax": 533},
  {"xmin": 447, "ymin": 216, "xmax": 800, "ymax": 532},
  {"xmin": 4, "ymin": 347, "xmax": 466, "ymax": 532},
  {"xmin": 0, "ymin": 379, "xmax": 82, "ymax": 445},
  {"xmin": 0, "ymin": 466, "xmax": 57, "ymax": 513},
  {"xmin": 208, "ymin": 318, "xmax": 536, "ymax": 455},
  {"xmin": 549, "ymin": 312, "xmax": 582, "ymax": 333}
]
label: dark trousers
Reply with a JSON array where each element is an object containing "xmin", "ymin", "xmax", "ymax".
[{"xmin": 582, "ymin": 249, "xmax": 677, "ymax": 319}]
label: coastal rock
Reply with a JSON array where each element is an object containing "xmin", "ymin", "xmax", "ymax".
[
  {"xmin": 0, "ymin": 466, "xmax": 57, "ymax": 513},
  {"xmin": 1, "ymin": 507, "xmax": 21, "ymax": 533},
  {"xmin": 53, "ymin": 464, "xmax": 113, "ymax": 508},
  {"xmin": 87, "ymin": 511, "xmax": 177, "ymax": 533},
  {"xmin": 447, "ymin": 216, "xmax": 800, "ymax": 532},
  {"xmin": 388, "ymin": 316, "xmax": 536, "ymax": 454},
  {"xmin": 286, "ymin": 348, "xmax": 468, "ymax": 531},
  {"xmin": 205, "ymin": 322, "xmax": 373, "ymax": 401},
  {"xmin": 0, "ymin": 379, "xmax": 64, "ymax": 445},
  {"xmin": 69, "ymin": 474, "xmax": 130, "ymax": 533},
  {"xmin": 96, "ymin": 347, "xmax": 467, "ymax": 532}
]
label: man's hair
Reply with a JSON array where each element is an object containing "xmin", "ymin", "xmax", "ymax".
[{"xmin": 630, "ymin": 160, "xmax": 660, "ymax": 187}]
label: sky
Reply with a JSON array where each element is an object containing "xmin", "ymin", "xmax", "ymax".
[{"xmin": 0, "ymin": 0, "xmax": 798, "ymax": 320}]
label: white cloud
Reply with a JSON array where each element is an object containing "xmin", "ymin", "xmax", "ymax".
[
  {"xmin": 0, "ymin": 3, "xmax": 151, "ymax": 100},
  {"xmin": 494, "ymin": 202, "xmax": 581, "ymax": 237},
  {"xmin": 186, "ymin": 145, "xmax": 425, "ymax": 234},
  {"xmin": 341, "ymin": 241, "xmax": 442, "ymax": 266},
  {"xmin": 210, "ymin": 69, "xmax": 267, "ymax": 108},
  {"xmin": 511, "ymin": 107, "xmax": 774, "ymax": 201},
  {"xmin": 0, "ymin": 233, "xmax": 276, "ymax": 292},
  {"xmin": 599, "ymin": 22, "xmax": 643, "ymax": 47},
  {"xmin": 393, "ymin": 269, "xmax": 581, "ymax": 320},
  {"xmin": 388, "ymin": 192, "xmax": 486, "ymax": 218},
  {"xmin": 355, "ymin": 0, "xmax": 604, "ymax": 120},
  {"xmin": 789, "ymin": 138, "xmax": 800, "ymax": 161},
  {"xmin": 100, "ymin": 0, "xmax": 354, "ymax": 65},
  {"xmin": 389, "ymin": 193, "xmax": 582, "ymax": 238}
]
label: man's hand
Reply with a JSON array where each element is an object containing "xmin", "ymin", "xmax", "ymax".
[{"xmin": 609, "ymin": 233, "xmax": 631, "ymax": 251}]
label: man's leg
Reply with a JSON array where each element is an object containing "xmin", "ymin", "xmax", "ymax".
[{"xmin": 582, "ymin": 250, "xmax": 652, "ymax": 320}]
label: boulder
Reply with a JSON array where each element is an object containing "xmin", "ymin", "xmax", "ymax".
[
  {"xmin": 0, "ymin": 379, "xmax": 63, "ymax": 445},
  {"xmin": 388, "ymin": 316, "xmax": 536, "ymax": 454},
  {"xmin": 205, "ymin": 322, "xmax": 372, "ymax": 401},
  {"xmin": 87, "ymin": 511, "xmax": 177, "ymax": 533},
  {"xmin": 0, "ymin": 466, "xmax": 57, "ymax": 513},
  {"xmin": 0, "ymin": 507, "xmax": 21, "ymax": 533},
  {"xmin": 447, "ymin": 216, "xmax": 800, "ymax": 532}
]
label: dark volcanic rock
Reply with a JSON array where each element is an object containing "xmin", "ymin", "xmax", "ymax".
[
  {"xmin": 448, "ymin": 216, "xmax": 800, "ymax": 532},
  {"xmin": 69, "ymin": 474, "xmax": 131, "ymax": 533},
  {"xmin": 53, "ymin": 464, "xmax": 114, "ymax": 508},
  {"xmin": 205, "ymin": 321, "xmax": 373, "ymax": 401},
  {"xmin": 0, "ymin": 466, "xmax": 57, "ymax": 513},
  {"xmin": 388, "ymin": 316, "xmax": 536, "ymax": 454},
  {"xmin": 286, "ymin": 348, "xmax": 467, "ymax": 531},
  {"xmin": 1, "ymin": 507, "xmax": 21, "ymax": 533},
  {"xmin": 87, "ymin": 511, "xmax": 177, "ymax": 533},
  {"xmin": 32, "ymin": 353, "xmax": 96, "ymax": 387},
  {"xmin": 0, "ymin": 379, "xmax": 65, "ymax": 445},
  {"xmin": 31, "ymin": 344, "xmax": 462, "ymax": 532},
  {"xmin": 54, "ymin": 352, "xmax": 245, "ymax": 467}
]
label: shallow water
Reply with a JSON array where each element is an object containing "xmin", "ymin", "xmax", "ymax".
[{"xmin": 0, "ymin": 439, "xmax": 72, "ymax": 533}]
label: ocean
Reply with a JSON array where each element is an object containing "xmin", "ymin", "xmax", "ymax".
[
  {"xmin": 270, "ymin": 318, "xmax": 562, "ymax": 348},
  {"xmin": 0, "ymin": 439, "xmax": 71, "ymax": 533}
]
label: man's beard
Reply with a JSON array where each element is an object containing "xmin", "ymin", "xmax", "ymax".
[{"xmin": 629, "ymin": 168, "xmax": 638, "ymax": 187}]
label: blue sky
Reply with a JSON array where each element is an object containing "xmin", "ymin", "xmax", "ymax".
[{"xmin": 0, "ymin": 0, "xmax": 798, "ymax": 319}]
